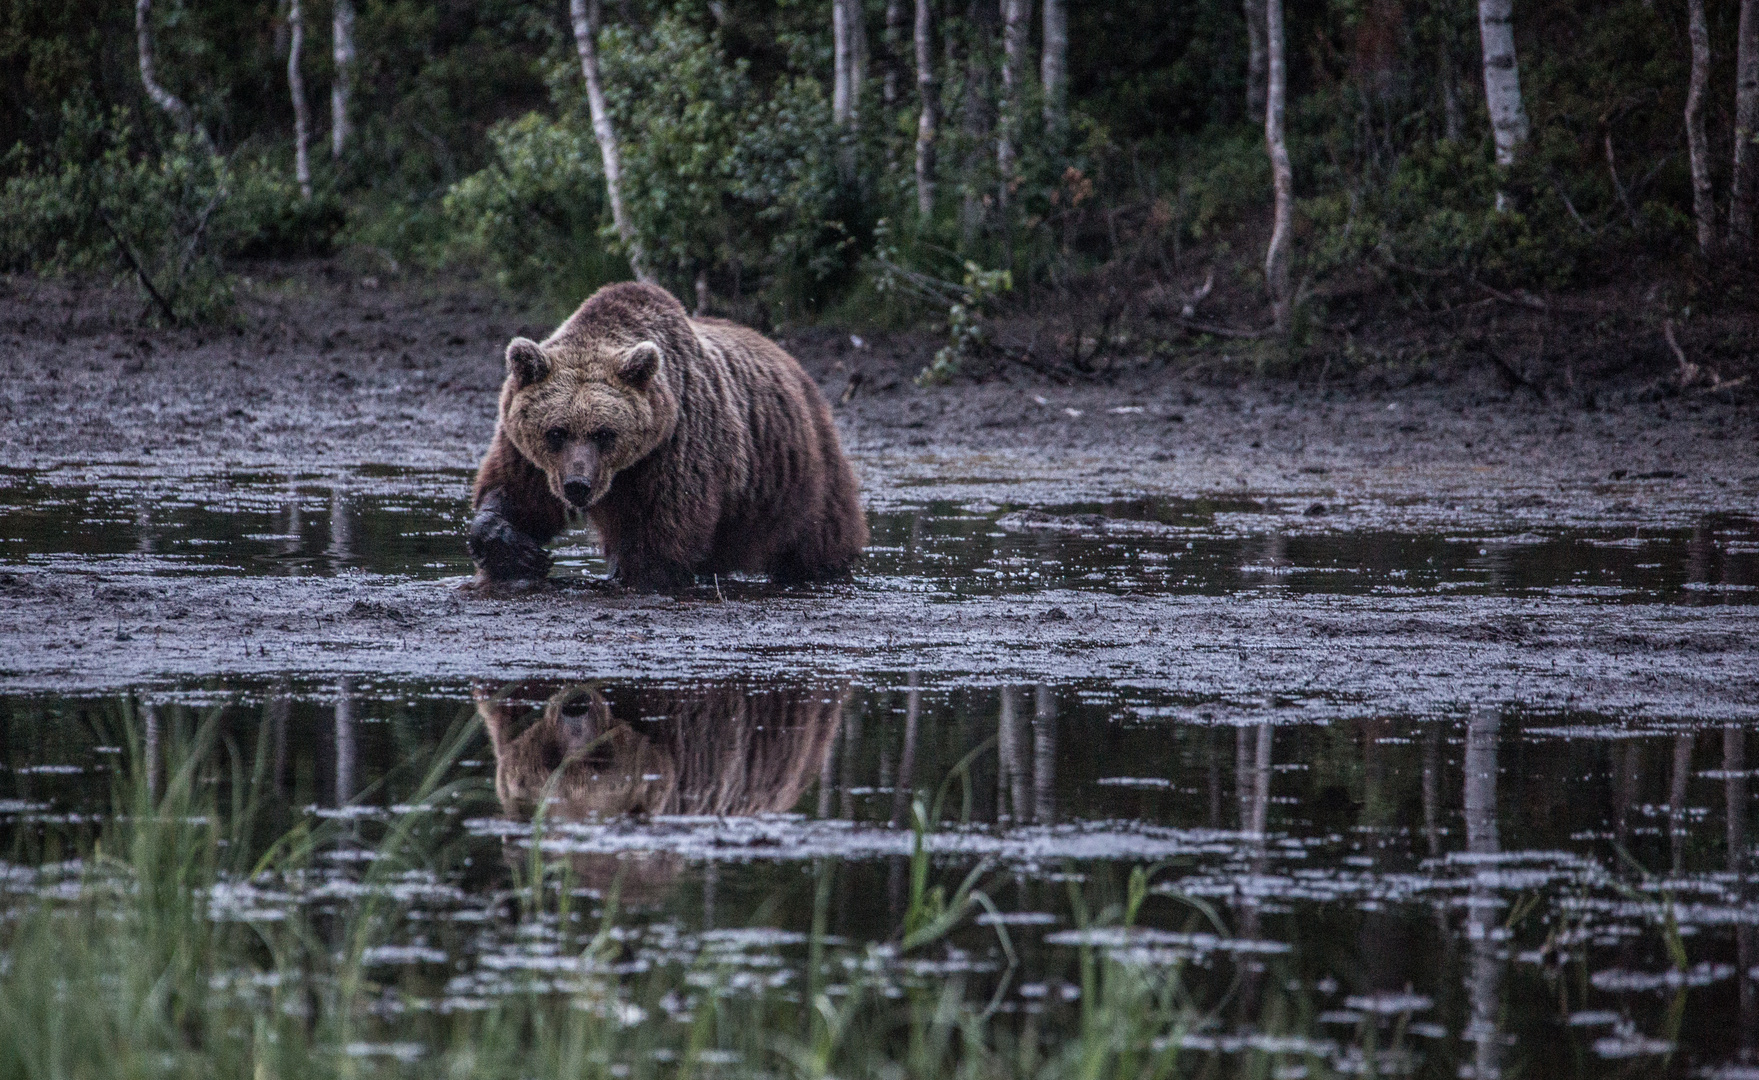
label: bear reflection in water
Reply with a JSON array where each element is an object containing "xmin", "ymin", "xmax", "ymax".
[{"xmin": 476, "ymin": 679, "xmax": 844, "ymax": 899}]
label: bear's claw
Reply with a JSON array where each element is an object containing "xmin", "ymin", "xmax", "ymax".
[{"xmin": 467, "ymin": 509, "xmax": 552, "ymax": 583}]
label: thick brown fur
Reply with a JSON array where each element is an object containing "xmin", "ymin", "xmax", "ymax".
[
  {"xmin": 468, "ymin": 282, "xmax": 868, "ymax": 589},
  {"xmin": 475, "ymin": 679, "xmax": 844, "ymax": 904},
  {"xmin": 476, "ymin": 680, "xmax": 844, "ymax": 822}
]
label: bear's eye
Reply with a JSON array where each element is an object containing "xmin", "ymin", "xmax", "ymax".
[
  {"xmin": 543, "ymin": 426, "xmax": 569, "ymax": 453},
  {"xmin": 589, "ymin": 428, "xmax": 616, "ymax": 450}
]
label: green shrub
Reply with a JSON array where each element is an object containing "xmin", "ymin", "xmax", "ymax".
[
  {"xmin": 1302, "ymin": 136, "xmax": 1605, "ymax": 291},
  {"xmin": 443, "ymin": 110, "xmax": 620, "ymax": 307},
  {"xmin": 603, "ymin": 12, "xmax": 846, "ymax": 315},
  {"xmin": 0, "ymin": 104, "xmax": 234, "ymax": 323},
  {"xmin": 222, "ymin": 150, "xmax": 345, "ymax": 259},
  {"xmin": 443, "ymin": 16, "xmax": 845, "ymax": 318},
  {"xmin": 1, "ymin": 105, "xmax": 352, "ymax": 323}
]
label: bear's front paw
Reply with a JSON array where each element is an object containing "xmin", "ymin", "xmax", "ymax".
[{"xmin": 467, "ymin": 509, "xmax": 553, "ymax": 583}]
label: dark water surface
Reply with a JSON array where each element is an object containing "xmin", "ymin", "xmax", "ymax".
[
  {"xmin": 1, "ymin": 464, "xmax": 1756, "ymax": 1076},
  {"xmin": 1, "ymin": 679, "xmax": 1755, "ymax": 1077},
  {"xmin": 2, "ymin": 465, "xmax": 1755, "ymax": 603}
]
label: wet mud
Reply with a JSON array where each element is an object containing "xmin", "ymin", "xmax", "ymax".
[{"xmin": 2, "ymin": 269, "xmax": 1758, "ymax": 1074}]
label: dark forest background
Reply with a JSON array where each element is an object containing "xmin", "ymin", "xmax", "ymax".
[{"xmin": 2, "ymin": 0, "xmax": 1755, "ymax": 383}]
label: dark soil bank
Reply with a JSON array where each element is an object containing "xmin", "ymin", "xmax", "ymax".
[{"xmin": 0, "ymin": 267, "xmax": 1755, "ymax": 718}]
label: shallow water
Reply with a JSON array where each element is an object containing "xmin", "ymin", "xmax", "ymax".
[
  {"xmin": 3, "ymin": 465, "xmax": 1754, "ymax": 603},
  {"xmin": 3, "ymin": 675, "xmax": 1756, "ymax": 1075},
  {"xmin": 0, "ymin": 463, "xmax": 1756, "ymax": 1076}
]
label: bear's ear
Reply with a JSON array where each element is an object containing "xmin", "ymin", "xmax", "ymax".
[
  {"xmin": 618, "ymin": 341, "xmax": 662, "ymax": 389},
  {"xmin": 505, "ymin": 338, "xmax": 550, "ymax": 388}
]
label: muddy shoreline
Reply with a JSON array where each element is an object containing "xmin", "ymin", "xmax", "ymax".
[{"xmin": 1, "ymin": 267, "xmax": 1755, "ymax": 710}]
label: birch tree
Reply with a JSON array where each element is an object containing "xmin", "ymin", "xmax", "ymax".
[
  {"xmin": 570, "ymin": 0, "xmax": 653, "ymax": 282},
  {"xmin": 1040, "ymin": 0, "xmax": 1066, "ymax": 143},
  {"xmin": 1242, "ymin": 0, "xmax": 1267, "ymax": 121},
  {"xmin": 1264, "ymin": 0, "xmax": 1292, "ymax": 333},
  {"xmin": 288, "ymin": 0, "xmax": 313, "ymax": 199},
  {"xmin": 1477, "ymin": 0, "xmax": 1529, "ymax": 167},
  {"xmin": 832, "ymin": 0, "xmax": 866, "ymax": 129},
  {"xmin": 1733, "ymin": 0, "xmax": 1758, "ymax": 251},
  {"xmin": 833, "ymin": 0, "xmax": 866, "ymax": 183},
  {"xmin": 135, "ymin": 0, "xmax": 198, "ymax": 136},
  {"xmin": 958, "ymin": 0, "xmax": 997, "ymax": 245},
  {"xmin": 331, "ymin": 0, "xmax": 355, "ymax": 160},
  {"xmin": 997, "ymin": 0, "xmax": 1030, "ymax": 208},
  {"xmin": 914, "ymin": 0, "xmax": 938, "ymax": 216},
  {"xmin": 1687, "ymin": 0, "xmax": 1715, "ymax": 254},
  {"xmin": 883, "ymin": 0, "xmax": 905, "ymax": 108}
]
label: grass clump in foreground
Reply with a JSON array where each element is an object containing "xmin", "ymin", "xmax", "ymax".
[{"xmin": 0, "ymin": 699, "xmax": 1296, "ymax": 1080}]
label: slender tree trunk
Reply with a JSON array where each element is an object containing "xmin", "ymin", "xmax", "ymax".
[
  {"xmin": 914, "ymin": 0, "xmax": 939, "ymax": 216},
  {"xmin": 135, "ymin": 0, "xmax": 198, "ymax": 136},
  {"xmin": 1688, "ymin": 0, "xmax": 1717, "ymax": 255},
  {"xmin": 571, "ymin": 0, "xmax": 653, "ymax": 282},
  {"xmin": 958, "ymin": 0, "xmax": 995, "ymax": 247},
  {"xmin": 288, "ymin": 0, "xmax": 312, "ymax": 199},
  {"xmin": 1242, "ymin": 0, "xmax": 1267, "ymax": 121},
  {"xmin": 999, "ymin": 0, "xmax": 1027, "ymax": 163},
  {"xmin": 997, "ymin": 0, "xmax": 1030, "ymax": 201},
  {"xmin": 996, "ymin": 0, "xmax": 1030, "ymax": 269},
  {"xmin": 833, "ymin": 0, "xmax": 866, "ymax": 128},
  {"xmin": 1040, "ymin": 0, "xmax": 1066, "ymax": 142},
  {"xmin": 1477, "ymin": 0, "xmax": 1529, "ymax": 167},
  {"xmin": 834, "ymin": 0, "xmax": 853, "ymax": 125},
  {"xmin": 1439, "ymin": 23, "xmax": 1462, "ymax": 142},
  {"xmin": 330, "ymin": 0, "xmax": 354, "ymax": 160},
  {"xmin": 833, "ymin": 0, "xmax": 865, "ymax": 182},
  {"xmin": 1732, "ymin": 0, "xmax": 1758, "ymax": 250},
  {"xmin": 1264, "ymin": 0, "xmax": 1293, "ymax": 333},
  {"xmin": 884, "ymin": 0, "xmax": 905, "ymax": 108}
]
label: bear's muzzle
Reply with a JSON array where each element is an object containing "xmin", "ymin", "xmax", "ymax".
[{"xmin": 560, "ymin": 442, "xmax": 601, "ymax": 508}]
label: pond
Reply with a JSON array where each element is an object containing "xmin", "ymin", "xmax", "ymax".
[{"xmin": 0, "ymin": 463, "xmax": 1755, "ymax": 1077}]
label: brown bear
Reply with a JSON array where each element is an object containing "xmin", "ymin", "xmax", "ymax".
[
  {"xmin": 467, "ymin": 282, "xmax": 868, "ymax": 589},
  {"xmin": 476, "ymin": 679, "xmax": 845, "ymax": 820},
  {"xmin": 474, "ymin": 677, "xmax": 846, "ymax": 903}
]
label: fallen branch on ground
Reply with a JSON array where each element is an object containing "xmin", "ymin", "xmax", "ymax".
[
  {"xmin": 1665, "ymin": 318, "xmax": 1750, "ymax": 393},
  {"xmin": 97, "ymin": 208, "xmax": 179, "ymax": 325},
  {"xmin": 1174, "ymin": 317, "xmax": 1265, "ymax": 340}
]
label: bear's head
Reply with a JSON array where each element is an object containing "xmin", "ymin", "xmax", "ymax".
[
  {"xmin": 498, "ymin": 284, "xmax": 688, "ymax": 510},
  {"xmin": 479, "ymin": 684, "xmax": 681, "ymax": 821}
]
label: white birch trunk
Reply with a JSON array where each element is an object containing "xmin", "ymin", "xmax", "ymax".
[
  {"xmin": 1439, "ymin": 24, "xmax": 1462, "ymax": 142},
  {"xmin": 832, "ymin": 0, "xmax": 863, "ymax": 128},
  {"xmin": 1242, "ymin": 0, "xmax": 1267, "ymax": 121},
  {"xmin": 854, "ymin": 0, "xmax": 869, "ymax": 114},
  {"xmin": 571, "ymin": 0, "xmax": 652, "ymax": 283},
  {"xmin": 1477, "ymin": 0, "xmax": 1529, "ymax": 167},
  {"xmin": 136, "ymin": 0, "xmax": 198, "ymax": 136},
  {"xmin": 833, "ymin": 0, "xmax": 851, "ymax": 124},
  {"xmin": 1732, "ymin": 0, "xmax": 1758, "ymax": 249},
  {"xmin": 330, "ymin": 0, "xmax": 355, "ymax": 160},
  {"xmin": 1688, "ymin": 0, "xmax": 1716, "ymax": 254},
  {"xmin": 288, "ymin": 0, "xmax": 312, "ymax": 199},
  {"xmin": 914, "ymin": 0, "xmax": 938, "ymax": 216},
  {"xmin": 1040, "ymin": 0, "xmax": 1066, "ymax": 140},
  {"xmin": 884, "ymin": 0, "xmax": 905, "ymax": 107},
  {"xmin": 997, "ymin": 0, "xmax": 1030, "ymax": 194},
  {"xmin": 1264, "ymin": 0, "xmax": 1293, "ymax": 333}
]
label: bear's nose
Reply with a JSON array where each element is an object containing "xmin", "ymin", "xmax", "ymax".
[{"xmin": 563, "ymin": 479, "xmax": 593, "ymax": 507}]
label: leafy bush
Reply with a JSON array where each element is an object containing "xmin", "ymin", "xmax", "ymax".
[
  {"xmin": 442, "ymin": 110, "xmax": 619, "ymax": 306},
  {"xmin": 0, "ymin": 105, "xmax": 348, "ymax": 323},
  {"xmin": 222, "ymin": 150, "xmax": 345, "ymax": 259},
  {"xmin": 0, "ymin": 104, "xmax": 234, "ymax": 323},
  {"xmin": 602, "ymin": 12, "xmax": 846, "ymax": 316},
  {"xmin": 914, "ymin": 261, "xmax": 1014, "ymax": 386},
  {"xmin": 443, "ymin": 15, "xmax": 847, "ymax": 319},
  {"xmin": 1302, "ymin": 136, "xmax": 1606, "ymax": 290}
]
